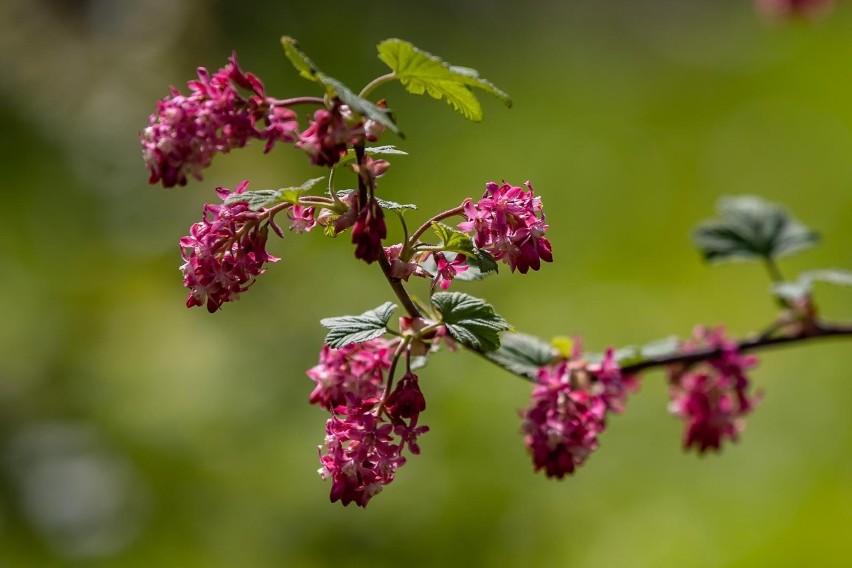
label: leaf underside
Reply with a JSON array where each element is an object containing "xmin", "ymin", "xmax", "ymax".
[
  {"xmin": 224, "ymin": 177, "xmax": 325, "ymax": 211},
  {"xmin": 281, "ymin": 36, "xmax": 401, "ymax": 136},
  {"xmin": 320, "ymin": 302, "xmax": 397, "ymax": 348},
  {"xmin": 485, "ymin": 333, "xmax": 557, "ymax": 380},
  {"xmin": 693, "ymin": 195, "xmax": 819, "ymax": 264}
]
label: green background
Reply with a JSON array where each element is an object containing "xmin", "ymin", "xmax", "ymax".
[{"xmin": 1, "ymin": 1, "xmax": 851, "ymax": 566}]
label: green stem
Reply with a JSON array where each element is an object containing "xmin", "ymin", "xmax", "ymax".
[
  {"xmin": 268, "ymin": 96, "xmax": 326, "ymax": 107},
  {"xmin": 376, "ymin": 336, "xmax": 412, "ymax": 416},
  {"xmin": 359, "ymin": 73, "xmax": 396, "ymax": 99},
  {"xmin": 764, "ymin": 258, "xmax": 785, "ymax": 284}
]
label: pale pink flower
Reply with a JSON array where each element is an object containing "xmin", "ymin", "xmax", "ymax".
[
  {"xmin": 287, "ymin": 205, "xmax": 317, "ymax": 233},
  {"xmin": 306, "ymin": 339, "xmax": 393, "ymax": 409},
  {"xmin": 179, "ymin": 181, "xmax": 279, "ymax": 312},
  {"xmin": 141, "ymin": 54, "xmax": 298, "ymax": 187}
]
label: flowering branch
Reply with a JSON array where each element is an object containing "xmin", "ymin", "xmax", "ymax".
[{"xmin": 141, "ymin": 36, "xmax": 852, "ymax": 508}]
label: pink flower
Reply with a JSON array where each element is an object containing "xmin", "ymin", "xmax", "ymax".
[
  {"xmin": 262, "ymin": 106, "xmax": 300, "ymax": 153},
  {"xmin": 141, "ymin": 54, "xmax": 298, "ymax": 187},
  {"xmin": 351, "ymin": 156, "xmax": 390, "ymax": 188},
  {"xmin": 385, "ymin": 372, "xmax": 426, "ymax": 422},
  {"xmin": 296, "ymin": 103, "xmax": 365, "ymax": 167},
  {"xmin": 756, "ymin": 0, "xmax": 835, "ymax": 19},
  {"xmin": 351, "ymin": 198, "xmax": 387, "ymax": 264},
  {"xmin": 287, "ymin": 205, "xmax": 317, "ymax": 233},
  {"xmin": 459, "ymin": 181, "xmax": 552, "ymax": 274},
  {"xmin": 431, "ymin": 252, "xmax": 469, "ymax": 291},
  {"xmin": 668, "ymin": 327, "xmax": 761, "ymax": 454},
  {"xmin": 179, "ymin": 181, "xmax": 279, "ymax": 313},
  {"xmin": 384, "ymin": 244, "xmax": 428, "ymax": 281}
]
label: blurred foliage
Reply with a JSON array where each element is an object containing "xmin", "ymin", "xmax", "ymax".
[{"xmin": 0, "ymin": 0, "xmax": 851, "ymax": 566}]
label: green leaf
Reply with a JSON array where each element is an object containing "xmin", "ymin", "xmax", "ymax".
[
  {"xmin": 320, "ymin": 75, "xmax": 402, "ymax": 136},
  {"xmin": 377, "ymin": 38, "xmax": 512, "ymax": 122},
  {"xmin": 376, "ymin": 197, "xmax": 417, "ymax": 211},
  {"xmin": 447, "ymin": 65, "xmax": 512, "ymax": 107},
  {"xmin": 772, "ymin": 280, "xmax": 811, "ymax": 302},
  {"xmin": 365, "ymin": 145, "xmax": 408, "ymax": 156},
  {"xmin": 693, "ymin": 195, "xmax": 820, "ymax": 264},
  {"xmin": 280, "ymin": 36, "xmax": 321, "ymax": 83},
  {"xmin": 340, "ymin": 145, "xmax": 409, "ymax": 165},
  {"xmin": 804, "ymin": 269, "xmax": 852, "ymax": 288},
  {"xmin": 485, "ymin": 333, "xmax": 557, "ymax": 380},
  {"xmin": 431, "ymin": 292, "xmax": 511, "ymax": 352},
  {"xmin": 468, "ymin": 249, "xmax": 498, "ymax": 275},
  {"xmin": 428, "ymin": 224, "xmax": 497, "ymax": 279},
  {"xmin": 224, "ymin": 177, "xmax": 325, "ymax": 211},
  {"xmin": 774, "ymin": 268, "xmax": 852, "ymax": 301},
  {"xmin": 319, "ymin": 302, "xmax": 397, "ymax": 348},
  {"xmin": 281, "ymin": 37, "xmax": 401, "ymax": 136},
  {"xmin": 431, "ymin": 222, "xmax": 477, "ymax": 256},
  {"xmin": 336, "ymin": 190, "xmax": 417, "ymax": 211}
]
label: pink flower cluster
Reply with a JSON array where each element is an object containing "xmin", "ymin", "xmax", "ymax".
[
  {"xmin": 459, "ymin": 181, "xmax": 552, "ymax": 274},
  {"xmin": 179, "ymin": 181, "xmax": 278, "ymax": 313},
  {"xmin": 756, "ymin": 0, "xmax": 835, "ymax": 19},
  {"xmin": 667, "ymin": 327, "xmax": 761, "ymax": 454},
  {"xmin": 521, "ymin": 349, "xmax": 635, "ymax": 478},
  {"xmin": 141, "ymin": 54, "xmax": 298, "ymax": 188},
  {"xmin": 309, "ymin": 340, "xmax": 428, "ymax": 507}
]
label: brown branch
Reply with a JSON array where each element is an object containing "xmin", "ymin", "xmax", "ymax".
[{"xmin": 621, "ymin": 321, "xmax": 852, "ymax": 375}]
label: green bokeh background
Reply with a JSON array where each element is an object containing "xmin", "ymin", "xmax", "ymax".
[{"xmin": 1, "ymin": 1, "xmax": 851, "ymax": 566}]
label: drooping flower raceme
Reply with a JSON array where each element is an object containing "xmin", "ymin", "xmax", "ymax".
[
  {"xmin": 521, "ymin": 348, "xmax": 634, "ymax": 478},
  {"xmin": 309, "ymin": 340, "xmax": 428, "ymax": 507},
  {"xmin": 667, "ymin": 327, "xmax": 761, "ymax": 454},
  {"xmin": 179, "ymin": 181, "xmax": 279, "ymax": 313},
  {"xmin": 459, "ymin": 181, "xmax": 553, "ymax": 273},
  {"xmin": 140, "ymin": 54, "xmax": 298, "ymax": 188}
]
